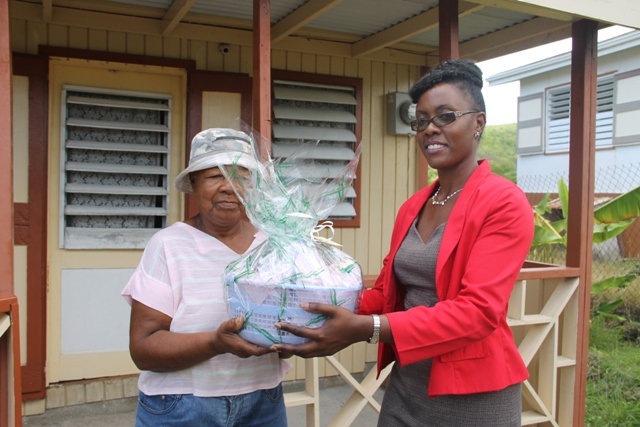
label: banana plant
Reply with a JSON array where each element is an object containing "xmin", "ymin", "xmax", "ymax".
[
  {"xmin": 533, "ymin": 179, "xmax": 639, "ymax": 248},
  {"xmin": 531, "ymin": 179, "xmax": 640, "ymax": 319}
]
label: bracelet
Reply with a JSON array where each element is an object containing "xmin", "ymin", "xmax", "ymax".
[{"xmin": 368, "ymin": 314, "xmax": 380, "ymax": 344}]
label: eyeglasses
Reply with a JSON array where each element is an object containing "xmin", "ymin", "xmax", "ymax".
[{"xmin": 410, "ymin": 110, "xmax": 479, "ymax": 132}]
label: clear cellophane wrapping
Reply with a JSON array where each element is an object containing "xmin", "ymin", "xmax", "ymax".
[{"xmin": 223, "ymin": 139, "xmax": 364, "ymax": 347}]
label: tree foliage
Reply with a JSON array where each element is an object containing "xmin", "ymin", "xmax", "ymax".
[
  {"xmin": 533, "ymin": 179, "xmax": 640, "ymax": 320},
  {"xmin": 477, "ymin": 124, "xmax": 517, "ymax": 182}
]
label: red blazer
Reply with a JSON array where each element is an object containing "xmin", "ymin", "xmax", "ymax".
[{"xmin": 359, "ymin": 160, "xmax": 533, "ymax": 397}]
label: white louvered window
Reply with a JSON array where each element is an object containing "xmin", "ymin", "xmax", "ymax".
[
  {"xmin": 60, "ymin": 86, "xmax": 171, "ymax": 249},
  {"xmin": 545, "ymin": 76, "xmax": 614, "ymax": 153},
  {"xmin": 272, "ymin": 79, "xmax": 359, "ymax": 223}
]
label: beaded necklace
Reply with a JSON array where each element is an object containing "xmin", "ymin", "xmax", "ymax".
[{"xmin": 431, "ymin": 186, "xmax": 462, "ymax": 206}]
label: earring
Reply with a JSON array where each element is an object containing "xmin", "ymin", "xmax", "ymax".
[{"xmin": 474, "ymin": 131, "xmax": 481, "ymax": 139}]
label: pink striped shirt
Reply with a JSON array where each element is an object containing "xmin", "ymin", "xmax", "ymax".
[{"xmin": 122, "ymin": 222, "xmax": 290, "ymax": 397}]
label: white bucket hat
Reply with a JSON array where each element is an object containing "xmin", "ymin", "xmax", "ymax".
[{"xmin": 175, "ymin": 128, "xmax": 259, "ymax": 194}]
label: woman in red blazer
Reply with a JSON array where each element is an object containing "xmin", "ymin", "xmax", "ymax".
[{"xmin": 273, "ymin": 60, "xmax": 533, "ymax": 426}]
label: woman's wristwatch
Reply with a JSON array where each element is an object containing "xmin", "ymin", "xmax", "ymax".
[{"xmin": 368, "ymin": 314, "xmax": 380, "ymax": 344}]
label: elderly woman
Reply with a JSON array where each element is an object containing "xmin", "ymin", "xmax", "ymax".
[
  {"xmin": 122, "ymin": 128, "xmax": 290, "ymax": 427},
  {"xmin": 273, "ymin": 60, "xmax": 533, "ymax": 426}
]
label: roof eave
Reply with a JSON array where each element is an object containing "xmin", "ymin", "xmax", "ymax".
[{"xmin": 486, "ymin": 29, "xmax": 640, "ymax": 86}]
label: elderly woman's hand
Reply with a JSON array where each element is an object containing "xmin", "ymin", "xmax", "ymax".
[
  {"xmin": 129, "ymin": 300, "xmax": 273, "ymax": 372},
  {"xmin": 213, "ymin": 316, "xmax": 275, "ymax": 358},
  {"xmin": 270, "ymin": 303, "xmax": 373, "ymax": 358}
]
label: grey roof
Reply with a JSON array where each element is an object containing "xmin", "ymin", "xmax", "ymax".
[
  {"xmin": 88, "ymin": 0, "xmax": 638, "ymax": 62},
  {"xmin": 487, "ymin": 29, "xmax": 640, "ymax": 85}
]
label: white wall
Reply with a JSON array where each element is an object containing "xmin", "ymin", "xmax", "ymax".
[{"xmin": 517, "ymin": 42, "xmax": 640, "ymax": 190}]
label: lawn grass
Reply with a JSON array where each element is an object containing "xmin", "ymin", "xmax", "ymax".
[{"xmin": 586, "ymin": 316, "xmax": 640, "ymax": 427}]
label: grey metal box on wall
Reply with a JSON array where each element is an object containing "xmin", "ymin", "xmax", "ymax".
[{"xmin": 387, "ymin": 92, "xmax": 415, "ymax": 136}]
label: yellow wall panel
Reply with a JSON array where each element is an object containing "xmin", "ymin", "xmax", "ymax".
[
  {"xmin": 408, "ymin": 65, "xmax": 420, "ymax": 190},
  {"xmin": 108, "ymin": 31, "xmax": 126, "ymax": 53},
  {"xmin": 317, "ymin": 54, "xmax": 330, "ymax": 75},
  {"xmin": 367, "ymin": 61, "xmax": 385, "ymax": 274},
  {"xmin": 381, "ymin": 62, "xmax": 399, "ymax": 258},
  {"xmin": 190, "ymin": 39, "xmax": 207, "ymax": 69},
  {"xmin": 48, "ymin": 23, "xmax": 68, "ymax": 48},
  {"xmin": 272, "ymin": 49, "xmax": 287, "ymax": 70},
  {"xmin": 163, "ymin": 36, "xmax": 182, "ymax": 59},
  {"xmin": 202, "ymin": 92, "xmax": 242, "ymax": 129},
  {"xmin": 26, "ymin": 20, "xmax": 47, "ymax": 55},
  {"xmin": 355, "ymin": 59, "xmax": 373, "ymax": 275},
  {"xmin": 223, "ymin": 44, "xmax": 241, "ymax": 73},
  {"xmin": 340, "ymin": 229, "xmax": 357, "ymax": 268},
  {"xmin": 394, "ymin": 64, "xmax": 413, "ymax": 207},
  {"xmin": 13, "ymin": 246, "xmax": 28, "ymax": 364},
  {"xmin": 12, "ymin": 76, "xmax": 29, "ymax": 203},
  {"xmin": 287, "ymin": 51, "xmax": 302, "ymax": 72},
  {"xmin": 127, "ymin": 33, "xmax": 145, "ymax": 55},
  {"xmin": 344, "ymin": 57, "xmax": 358, "ymax": 78},
  {"xmin": 88, "ymin": 28, "xmax": 108, "ymax": 51},
  {"xmin": 301, "ymin": 53, "xmax": 315, "ymax": 73},
  {"xmin": 180, "ymin": 38, "xmax": 189, "ymax": 60},
  {"xmin": 145, "ymin": 34, "xmax": 163, "ymax": 57},
  {"xmin": 10, "ymin": 50, "xmax": 31, "ymax": 370},
  {"xmin": 68, "ymin": 27, "xmax": 88, "ymax": 50},
  {"xmin": 207, "ymin": 41, "xmax": 224, "ymax": 71},
  {"xmin": 240, "ymin": 45, "xmax": 252, "ymax": 74},
  {"xmin": 10, "ymin": 19, "xmax": 26, "ymax": 53},
  {"xmin": 331, "ymin": 56, "xmax": 344, "ymax": 76}
]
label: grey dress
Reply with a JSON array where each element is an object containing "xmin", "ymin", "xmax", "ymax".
[{"xmin": 377, "ymin": 220, "xmax": 521, "ymax": 427}]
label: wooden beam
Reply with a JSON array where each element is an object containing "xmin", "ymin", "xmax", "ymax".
[
  {"xmin": 42, "ymin": 0, "xmax": 52, "ymax": 22},
  {"xmin": 253, "ymin": 0, "xmax": 271, "ymax": 159},
  {"xmin": 161, "ymin": 0, "xmax": 196, "ymax": 36},
  {"xmin": 466, "ymin": 0, "xmax": 574, "ymax": 21},
  {"xmin": 12, "ymin": 2, "xmax": 426, "ymax": 66},
  {"xmin": 439, "ymin": 0, "xmax": 460, "ymax": 61},
  {"xmin": 459, "ymin": 16, "xmax": 573, "ymax": 61},
  {"xmin": 566, "ymin": 19, "xmax": 598, "ymax": 427},
  {"xmin": 44, "ymin": 0, "xmax": 166, "ymax": 19},
  {"xmin": 352, "ymin": 1, "xmax": 483, "ymax": 58},
  {"xmin": 271, "ymin": 0, "xmax": 345, "ymax": 44},
  {"xmin": 0, "ymin": 0, "xmax": 14, "ymax": 296}
]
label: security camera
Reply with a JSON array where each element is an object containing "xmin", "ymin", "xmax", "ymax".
[{"xmin": 219, "ymin": 44, "xmax": 230, "ymax": 54}]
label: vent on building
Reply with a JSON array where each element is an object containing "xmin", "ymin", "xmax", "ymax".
[
  {"xmin": 272, "ymin": 80, "xmax": 358, "ymax": 220},
  {"xmin": 60, "ymin": 85, "xmax": 171, "ymax": 249},
  {"xmin": 546, "ymin": 75, "xmax": 614, "ymax": 152}
]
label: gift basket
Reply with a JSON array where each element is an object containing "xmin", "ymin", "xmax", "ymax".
[{"xmin": 222, "ymin": 135, "xmax": 364, "ymax": 347}]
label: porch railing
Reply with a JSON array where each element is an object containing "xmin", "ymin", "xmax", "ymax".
[
  {"xmin": 0, "ymin": 295, "xmax": 22, "ymax": 427},
  {"xmin": 283, "ymin": 262, "xmax": 581, "ymax": 427}
]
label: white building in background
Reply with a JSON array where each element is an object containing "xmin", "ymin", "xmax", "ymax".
[{"xmin": 487, "ymin": 30, "xmax": 640, "ymax": 195}]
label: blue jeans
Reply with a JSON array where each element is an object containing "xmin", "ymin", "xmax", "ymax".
[{"xmin": 134, "ymin": 384, "xmax": 287, "ymax": 427}]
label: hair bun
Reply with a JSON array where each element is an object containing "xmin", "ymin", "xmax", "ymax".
[
  {"xmin": 409, "ymin": 59, "xmax": 486, "ymax": 113},
  {"xmin": 437, "ymin": 59, "xmax": 483, "ymax": 89}
]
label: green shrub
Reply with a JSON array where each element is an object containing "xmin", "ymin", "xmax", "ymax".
[{"xmin": 586, "ymin": 317, "xmax": 640, "ymax": 426}]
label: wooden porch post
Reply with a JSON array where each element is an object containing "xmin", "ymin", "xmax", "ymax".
[
  {"xmin": 0, "ymin": 0, "xmax": 22, "ymax": 426},
  {"xmin": 566, "ymin": 19, "xmax": 598, "ymax": 427},
  {"xmin": 0, "ymin": 0, "xmax": 14, "ymax": 296},
  {"xmin": 418, "ymin": 0, "xmax": 460, "ymax": 189},
  {"xmin": 439, "ymin": 0, "xmax": 459, "ymax": 62},
  {"xmin": 253, "ymin": 0, "xmax": 272, "ymax": 159}
]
